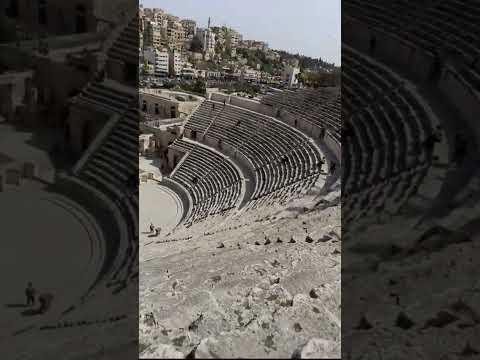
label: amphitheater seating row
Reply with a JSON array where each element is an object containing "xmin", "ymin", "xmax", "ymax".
[
  {"xmin": 107, "ymin": 16, "xmax": 139, "ymax": 65},
  {"xmin": 405, "ymin": 1, "xmax": 480, "ymax": 64},
  {"xmin": 344, "ymin": 0, "xmax": 480, "ymax": 95},
  {"xmin": 344, "ymin": 0, "xmax": 429, "ymax": 31},
  {"xmin": 342, "ymin": 47, "xmax": 402, "ymax": 117},
  {"xmin": 342, "ymin": 45, "xmax": 441, "ymax": 225},
  {"xmin": 79, "ymin": 108, "xmax": 138, "ymax": 200},
  {"xmin": 169, "ymin": 139, "xmax": 242, "ymax": 225},
  {"xmin": 185, "ymin": 101, "xmax": 323, "ymax": 204},
  {"xmin": 92, "ymin": 15, "xmax": 141, "ymax": 288},
  {"xmin": 76, "ymin": 78, "xmax": 139, "ymax": 286},
  {"xmin": 40, "ymin": 14, "xmax": 141, "ymax": 341},
  {"xmin": 80, "ymin": 80, "xmax": 135, "ymax": 113},
  {"xmin": 261, "ymin": 88, "xmax": 341, "ymax": 138}
]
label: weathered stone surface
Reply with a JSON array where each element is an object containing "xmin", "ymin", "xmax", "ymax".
[
  {"xmin": 195, "ymin": 337, "xmax": 220, "ymax": 359},
  {"xmin": 343, "ymin": 214, "xmax": 480, "ymax": 359},
  {"xmin": 140, "ymin": 190, "xmax": 341, "ymax": 358},
  {"xmin": 297, "ymin": 338, "xmax": 340, "ymax": 359},
  {"xmin": 141, "ymin": 343, "xmax": 184, "ymax": 359}
]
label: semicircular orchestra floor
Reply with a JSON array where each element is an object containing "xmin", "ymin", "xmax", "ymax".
[
  {"xmin": 139, "ymin": 181, "xmax": 183, "ymax": 241},
  {"xmin": 0, "ymin": 189, "xmax": 103, "ymax": 336}
]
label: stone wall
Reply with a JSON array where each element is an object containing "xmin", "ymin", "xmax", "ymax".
[
  {"xmin": 210, "ymin": 92, "xmax": 277, "ymax": 118},
  {"xmin": 141, "ymin": 90, "xmax": 202, "ymax": 119}
]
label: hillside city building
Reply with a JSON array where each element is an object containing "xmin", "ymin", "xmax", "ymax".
[{"xmin": 138, "ymin": 5, "xmax": 327, "ymax": 87}]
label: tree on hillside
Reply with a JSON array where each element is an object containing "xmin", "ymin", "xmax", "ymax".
[
  {"xmin": 262, "ymin": 63, "xmax": 273, "ymax": 74},
  {"xmin": 298, "ymin": 71, "xmax": 339, "ymax": 87},
  {"xmin": 215, "ymin": 42, "xmax": 224, "ymax": 56},
  {"xmin": 192, "ymin": 80, "xmax": 206, "ymax": 95}
]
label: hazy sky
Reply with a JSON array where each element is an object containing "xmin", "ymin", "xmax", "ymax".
[{"xmin": 140, "ymin": 0, "xmax": 341, "ymax": 65}]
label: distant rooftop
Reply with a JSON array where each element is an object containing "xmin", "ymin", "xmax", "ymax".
[{"xmin": 141, "ymin": 88, "xmax": 203, "ymax": 103}]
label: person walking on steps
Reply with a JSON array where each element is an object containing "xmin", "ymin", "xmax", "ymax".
[
  {"xmin": 25, "ymin": 282, "xmax": 36, "ymax": 306},
  {"xmin": 329, "ymin": 161, "xmax": 336, "ymax": 175}
]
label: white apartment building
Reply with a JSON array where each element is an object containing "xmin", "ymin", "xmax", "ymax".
[
  {"xmin": 166, "ymin": 22, "xmax": 186, "ymax": 51},
  {"xmin": 242, "ymin": 68, "xmax": 261, "ymax": 81},
  {"xmin": 169, "ymin": 50, "xmax": 184, "ymax": 77},
  {"xmin": 155, "ymin": 49, "xmax": 170, "ymax": 76},
  {"xmin": 144, "ymin": 8, "xmax": 161, "ymax": 18},
  {"xmin": 197, "ymin": 28, "xmax": 216, "ymax": 55},
  {"xmin": 153, "ymin": 11, "xmax": 168, "ymax": 27},
  {"xmin": 207, "ymin": 70, "xmax": 222, "ymax": 80},
  {"xmin": 166, "ymin": 14, "xmax": 180, "ymax": 23},
  {"xmin": 181, "ymin": 63, "xmax": 195, "ymax": 79},
  {"xmin": 144, "ymin": 48, "xmax": 170, "ymax": 77},
  {"xmin": 229, "ymin": 29, "xmax": 243, "ymax": 47},
  {"xmin": 144, "ymin": 20, "xmax": 164, "ymax": 48},
  {"xmin": 240, "ymin": 40, "xmax": 268, "ymax": 51},
  {"xmin": 180, "ymin": 19, "xmax": 197, "ymax": 36},
  {"xmin": 282, "ymin": 65, "xmax": 300, "ymax": 87}
]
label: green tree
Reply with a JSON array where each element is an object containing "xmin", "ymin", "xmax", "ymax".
[
  {"xmin": 262, "ymin": 63, "xmax": 273, "ymax": 74},
  {"xmin": 215, "ymin": 42, "xmax": 224, "ymax": 56},
  {"xmin": 180, "ymin": 80, "xmax": 206, "ymax": 95}
]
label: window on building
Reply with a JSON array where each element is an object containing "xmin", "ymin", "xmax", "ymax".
[
  {"xmin": 142, "ymin": 100, "xmax": 147, "ymax": 112},
  {"xmin": 155, "ymin": 104, "xmax": 159, "ymax": 115}
]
